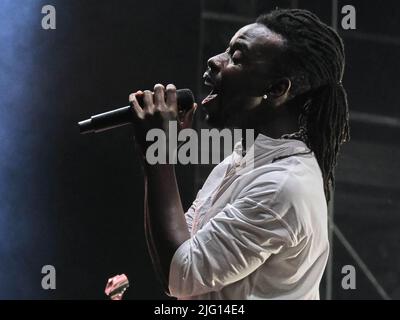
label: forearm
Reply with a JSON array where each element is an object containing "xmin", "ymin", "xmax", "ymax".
[
  {"xmin": 143, "ymin": 176, "xmax": 169, "ymax": 290},
  {"xmin": 128, "ymin": 84, "xmax": 194, "ymax": 290},
  {"xmin": 144, "ymin": 163, "xmax": 190, "ymax": 286}
]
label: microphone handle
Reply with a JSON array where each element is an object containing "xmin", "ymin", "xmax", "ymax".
[{"xmin": 79, "ymin": 105, "xmax": 132, "ymax": 134}]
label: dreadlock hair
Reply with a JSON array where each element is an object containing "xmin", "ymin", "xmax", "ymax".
[{"xmin": 256, "ymin": 9, "xmax": 350, "ymax": 202}]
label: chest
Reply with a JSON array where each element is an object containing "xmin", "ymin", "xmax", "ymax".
[{"xmin": 190, "ymin": 163, "xmax": 243, "ymax": 235}]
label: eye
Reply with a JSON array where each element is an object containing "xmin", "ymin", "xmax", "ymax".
[{"xmin": 231, "ymin": 50, "xmax": 243, "ymax": 64}]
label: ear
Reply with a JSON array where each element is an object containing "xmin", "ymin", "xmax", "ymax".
[{"xmin": 267, "ymin": 78, "xmax": 291, "ymax": 106}]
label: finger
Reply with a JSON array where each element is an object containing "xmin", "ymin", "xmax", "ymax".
[
  {"xmin": 143, "ymin": 90, "xmax": 155, "ymax": 113},
  {"xmin": 166, "ymin": 84, "xmax": 177, "ymax": 113},
  {"xmin": 181, "ymin": 103, "xmax": 197, "ymax": 129},
  {"xmin": 135, "ymin": 90, "xmax": 144, "ymax": 99},
  {"xmin": 184, "ymin": 103, "xmax": 197, "ymax": 122},
  {"xmin": 153, "ymin": 84, "xmax": 166, "ymax": 109},
  {"xmin": 129, "ymin": 91, "xmax": 143, "ymax": 108},
  {"xmin": 129, "ymin": 92, "xmax": 144, "ymax": 119},
  {"xmin": 111, "ymin": 293, "xmax": 123, "ymax": 300}
]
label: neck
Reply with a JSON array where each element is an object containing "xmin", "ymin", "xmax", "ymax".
[{"xmin": 237, "ymin": 100, "xmax": 301, "ymax": 139}]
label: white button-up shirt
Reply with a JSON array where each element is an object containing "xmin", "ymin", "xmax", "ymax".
[{"xmin": 169, "ymin": 134, "xmax": 329, "ymax": 300}]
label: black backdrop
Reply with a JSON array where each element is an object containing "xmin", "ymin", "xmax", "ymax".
[{"xmin": 0, "ymin": 0, "xmax": 199, "ymax": 299}]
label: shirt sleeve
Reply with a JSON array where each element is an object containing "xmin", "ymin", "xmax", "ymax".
[
  {"xmin": 184, "ymin": 191, "xmax": 202, "ymax": 234},
  {"xmin": 168, "ymin": 191, "xmax": 297, "ymax": 298}
]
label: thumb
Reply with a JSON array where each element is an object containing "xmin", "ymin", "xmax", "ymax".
[{"xmin": 183, "ymin": 103, "xmax": 197, "ymax": 126}]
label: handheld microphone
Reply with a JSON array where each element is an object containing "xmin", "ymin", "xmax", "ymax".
[{"xmin": 78, "ymin": 88, "xmax": 194, "ymax": 134}]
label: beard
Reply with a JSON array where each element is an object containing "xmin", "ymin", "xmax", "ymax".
[{"xmin": 202, "ymin": 93, "xmax": 266, "ymax": 129}]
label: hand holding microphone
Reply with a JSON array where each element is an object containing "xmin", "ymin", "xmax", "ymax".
[
  {"xmin": 78, "ymin": 85, "xmax": 195, "ymax": 134},
  {"xmin": 128, "ymin": 84, "xmax": 197, "ymax": 153}
]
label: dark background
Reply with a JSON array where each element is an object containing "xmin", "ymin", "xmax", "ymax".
[{"xmin": 0, "ymin": 0, "xmax": 399, "ymax": 299}]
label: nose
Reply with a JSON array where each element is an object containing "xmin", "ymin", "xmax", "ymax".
[{"xmin": 207, "ymin": 53, "xmax": 226, "ymax": 73}]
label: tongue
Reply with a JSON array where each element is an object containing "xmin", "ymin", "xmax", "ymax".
[{"xmin": 202, "ymin": 93, "xmax": 218, "ymax": 105}]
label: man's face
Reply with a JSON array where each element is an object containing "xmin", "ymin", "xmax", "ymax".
[{"xmin": 202, "ymin": 23, "xmax": 285, "ymax": 128}]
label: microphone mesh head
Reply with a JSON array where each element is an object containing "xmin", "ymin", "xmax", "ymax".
[{"xmin": 177, "ymin": 89, "xmax": 194, "ymax": 111}]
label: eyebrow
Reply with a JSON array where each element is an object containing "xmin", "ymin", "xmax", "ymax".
[{"xmin": 228, "ymin": 40, "xmax": 250, "ymax": 53}]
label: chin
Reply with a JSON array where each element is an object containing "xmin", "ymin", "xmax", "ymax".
[
  {"xmin": 202, "ymin": 92, "xmax": 246, "ymax": 129},
  {"xmin": 202, "ymin": 99, "xmax": 230, "ymax": 129}
]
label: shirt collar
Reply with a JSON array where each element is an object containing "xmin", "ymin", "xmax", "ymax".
[{"xmin": 233, "ymin": 133, "xmax": 311, "ymax": 169}]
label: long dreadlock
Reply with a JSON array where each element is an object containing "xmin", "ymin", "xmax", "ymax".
[{"xmin": 256, "ymin": 9, "xmax": 350, "ymax": 201}]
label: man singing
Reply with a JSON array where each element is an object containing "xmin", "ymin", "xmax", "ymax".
[{"xmin": 128, "ymin": 8, "xmax": 350, "ymax": 299}]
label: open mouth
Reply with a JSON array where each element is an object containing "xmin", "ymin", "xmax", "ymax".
[
  {"xmin": 202, "ymin": 89, "xmax": 219, "ymax": 105},
  {"xmin": 202, "ymin": 74, "xmax": 219, "ymax": 105}
]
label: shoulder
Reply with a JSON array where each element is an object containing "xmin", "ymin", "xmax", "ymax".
[
  {"xmin": 273, "ymin": 154, "xmax": 325, "ymax": 203},
  {"xmin": 238, "ymin": 153, "xmax": 322, "ymax": 202},
  {"xmin": 236, "ymin": 154, "xmax": 327, "ymax": 239}
]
